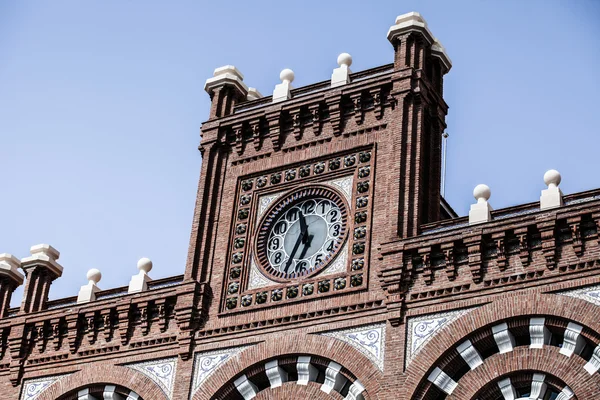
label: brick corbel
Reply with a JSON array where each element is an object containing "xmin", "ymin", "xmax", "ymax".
[
  {"xmin": 8, "ymin": 323, "xmax": 25, "ymax": 385},
  {"xmin": 370, "ymin": 88, "xmax": 383, "ymax": 120},
  {"xmin": 418, "ymin": 247, "xmax": 433, "ymax": 285},
  {"xmin": 325, "ymin": 96, "xmax": 342, "ymax": 136},
  {"xmin": 376, "ymin": 244, "xmax": 406, "ymax": 326},
  {"xmin": 514, "ymin": 227, "xmax": 530, "ymax": 266},
  {"xmin": 441, "ymin": 242, "xmax": 456, "ymax": 281},
  {"xmin": 35, "ymin": 321, "xmax": 45, "ymax": 352},
  {"xmin": 117, "ymin": 302, "xmax": 133, "ymax": 346},
  {"xmin": 492, "ymin": 231, "xmax": 507, "ymax": 270},
  {"xmin": 250, "ymin": 118, "xmax": 262, "ymax": 151},
  {"xmin": 567, "ymin": 216, "xmax": 583, "ymax": 256},
  {"xmin": 50, "ymin": 318, "xmax": 61, "ymax": 351},
  {"xmin": 309, "ymin": 103, "xmax": 321, "ymax": 135},
  {"xmin": 138, "ymin": 301, "xmax": 150, "ymax": 336},
  {"xmin": 593, "ymin": 212, "xmax": 600, "ymax": 247},
  {"xmin": 291, "ymin": 108, "xmax": 302, "ymax": 140},
  {"xmin": 66, "ymin": 313, "xmax": 80, "ymax": 354},
  {"xmin": 266, "ymin": 111, "xmax": 282, "ymax": 151},
  {"xmin": 537, "ymin": 219, "xmax": 557, "ymax": 269},
  {"xmin": 100, "ymin": 309, "xmax": 113, "ymax": 342},
  {"xmin": 157, "ymin": 298, "xmax": 168, "ymax": 333},
  {"xmin": 464, "ymin": 234, "xmax": 483, "ymax": 283},
  {"xmin": 232, "ymin": 123, "xmax": 244, "ymax": 155},
  {"xmin": 174, "ymin": 281, "xmax": 211, "ymax": 360},
  {"xmin": 85, "ymin": 311, "xmax": 96, "ymax": 345},
  {"xmin": 350, "ymin": 92, "xmax": 363, "ymax": 125}
]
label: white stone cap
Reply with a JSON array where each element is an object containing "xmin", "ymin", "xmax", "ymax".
[
  {"xmin": 77, "ymin": 268, "xmax": 102, "ymax": 303},
  {"xmin": 204, "ymin": 65, "xmax": 249, "ymax": 97},
  {"xmin": 540, "ymin": 169, "xmax": 564, "ymax": 210},
  {"xmin": 21, "ymin": 243, "xmax": 63, "ymax": 277},
  {"xmin": 469, "ymin": 184, "xmax": 493, "ymax": 225},
  {"xmin": 128, "ymin": 257, "xmax": 153, "ymax": 293},
  {"xmin": 272, "ymin": 68, "xmax": 295, "ymax": 103},
  {"xmin": 246, "ymin": 87, "xmax": 263, "ymax": 100},
  {"xmin": 331, "ymin": 53, "xmax": 353, "ymax": 87},
  {"xmin": 387, "ymin": 11, "xmax": 434, "ymax": 45},
  {"xmin": 0, "ymin": 253, "xmax": 24, "ymax": 285},
  {"xmin": 431, "ymin": 37, "xmax": 452, "ymax": 71}
]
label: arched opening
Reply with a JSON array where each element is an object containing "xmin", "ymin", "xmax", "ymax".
[
  {"xmin": 211, "ymin": 354, "xmax": 366, "ymax": 400},
  {"xmin": 56, "ymin": 384, "xmax": 141, "ymax": 400}
]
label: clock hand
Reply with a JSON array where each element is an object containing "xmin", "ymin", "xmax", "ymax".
[
  {"xmin": 284, "ymin": 230, "xmax": 304, "ymax": 273},
  {"xmin": 299, "ymin": 211, "xmax": 308, "ymax": 243}
]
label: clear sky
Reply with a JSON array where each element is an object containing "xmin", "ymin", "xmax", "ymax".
[{"xmin": 1, "ymin": 1, "xmax": 599, "ymax": 306}]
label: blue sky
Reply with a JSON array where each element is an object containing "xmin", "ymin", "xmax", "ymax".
[{"xmin": 1, "ymin": 1, "xmax": 599, "ymax": 306}]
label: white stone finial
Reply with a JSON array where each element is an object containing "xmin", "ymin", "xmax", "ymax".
[
  {"xmin": 77, "ymin": 268, "xmax": 102, "ymax": 303},
  {"xmin": 337, "ymin": 53, "xmax": 352, "ymax": 68},
  {"xmin": 129, "ymin": 257, "xmax": 153, "ymax": 293},
  {"xmin": 273, "ymin": 69, "xmax": 294, "ymax": 103},
  {"xmin": 0, "ymin": 253, "xmax": 24, "ymax": 285},
  {"xmin": 86, "ymin": 268, "xmax": 102, "ymax": 284},
  {"xmin": 279, "ymin": 68, "xmax": 295, "ymax": 83},
  {"xmin": 246, "ymin": 87, "xmax": 263, "ymax": 101},
  {"xmin": 473, "ymin": 184, "xmax": 491, "ymax": 203},
  {"xmin": 204, "ymin": 65, "xmax": 248, "ymax": 97},
  {"xmin": 331, "ymin": 53, "xmax": 353, "ymax": 87},
  {"xmin": 469, "ymin": 184, "xmax": 493, "ymax": 225},
  {"xmin": 540, "ymin": 169, "xmax": 564, "ymax": 210},
  {"xmin": 137, "ymin": 257, "xmax": 153, "ymax": 274},
  {"xmin": 21, "ymin": 244, "xmax": 63, "ymax": 277}
]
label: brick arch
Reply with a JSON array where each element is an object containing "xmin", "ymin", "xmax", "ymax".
[
  {"xmin": 402, "ymin": 291, "xmax": 600, "ymax": 398},
  {"xmin": 36, "ymin": 364, "xmax": 168, "ymax": 400},
  {"xmin": 446, "ymin": 346, "xmax": 600, "ymax": 399},
  {"xmin": 254, "ymin": 381, "xmax": 343, "ymax": 399},
  {"xmin": 193, "ymin": 333, "xmax": 384, "ymax": 400}
]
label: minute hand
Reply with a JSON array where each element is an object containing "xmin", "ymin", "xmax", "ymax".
[{"xmin": 284, "ymin": 232, "xmax": 304, "ymax": 273}]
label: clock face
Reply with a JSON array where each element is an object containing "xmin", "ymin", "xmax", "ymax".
[{"xmin": 256, "ymin": 187, "xmax": 348, "ymax": 280}]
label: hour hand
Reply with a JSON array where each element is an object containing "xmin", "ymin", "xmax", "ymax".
[{"xmin": 299, "ymin": 212, "xmax": 308, "ymax": 243}]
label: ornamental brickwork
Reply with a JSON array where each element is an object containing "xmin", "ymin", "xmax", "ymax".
[{"xmin": 1, "ymin": 11, "xmax": 599, "ymax": 400}]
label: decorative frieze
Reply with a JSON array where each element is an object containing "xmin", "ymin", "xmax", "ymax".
[
  {"xmin": 320, "ymin": 323, "xmax": 386, "ymax": 371},
  {"xmin": 126, "ymin": 357, "xmax": 177, "ymax": 399}
]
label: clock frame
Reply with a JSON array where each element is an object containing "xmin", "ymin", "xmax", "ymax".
[{"xmin": 255, "ymin": 185, "xmax": 349, "ymax": 281}]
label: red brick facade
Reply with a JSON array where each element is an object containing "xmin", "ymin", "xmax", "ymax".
[{"xmin": 1, "ymin": 12, "xmax": 599, "ymax": 400}]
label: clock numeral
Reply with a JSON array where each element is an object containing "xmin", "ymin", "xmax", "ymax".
[
  {"xmin": 325, "ymin": 239, "xmax": 335, "ymax": 253},
  {"xmin": 269, "ymin": 237, "xmax": 281, "ymax": 250},
  {"xmin": 301, "ymin": 200, "xmax": 316, "ymax": 215},
  {"xmin": 318, "ymin": 200, "xmax": 331, "ymax": 215},
  {"xmin": 295, "ymin": 260, "xmax": 308, "ymax": 273},
  {"xmin": 315, "ymin": 253, "xmax": 324, "ymax": 265},
  {"xmin": 274, "ymin": 221, "xmax": 288, "ymax": 235},
  {"xmin": 329, "ymin": 223, "xmax": 341, "ymax": 237},
  {"xmin": 286, "ymin": 207, "xmax": 300, "ymax": 222},
  {"xmin": 326, "ymin": 209, "xmax": 339, "ymax": 223},
  {"xmin": 271, "ymin": 251, "xmax": 284, "ymax": 265}
]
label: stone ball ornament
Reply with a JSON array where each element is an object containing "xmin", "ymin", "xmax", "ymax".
[
  {"xmin": 279, "ymin": 68, "xmax": 295, "ymax": 83},
  {"xmin": 337, "ymin": 52, "xmax": 353, "ymax": 67},
  {"xmin": 137, "ymin": 257, "xmax": 153, "ymax": 274},
  {"xmin": 543, "ymin": 169, "xmax": 561, "ymax": 188},
  {"xmin": 473, "ymin": 184, "xmax": 491, "ymax": 203},
  {"xmin": 86, "ymin": 268, "xmax": 102, "ymax": 284}
]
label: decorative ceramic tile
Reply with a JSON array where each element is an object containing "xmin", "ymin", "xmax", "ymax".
[
  {"xmin": 557, "ymin": 284, "xmax": 600, "ymax": 307},
  {"xmin": 329, "ymin": 175, "xmax": 353, "ymax": 203},
  {"xmin": 127, "ymin": 357, "xmax": 177, "ymax": 399},
  {"xmin": 258, "ymin": 191, "xmax": 285, "ymax": 221},
  {"xmin": 190, "ymin": 346, "xmax": 249, "ymax": 399},
  {"xmin": 406, "ymin": 307, "xmax": 476, "ymax": 365},
  {"xmin": 21, "ymin": 374, "xmax": 69, "ymax": 400},
  {"xmin": 320, "ymin": 242, "xmax": 348, "ymax": 276},
  {"xmin": 247, "ymin": 257, "xmax": 278, "ymax": 290},
  {"xmin": 320, "ymin": 323, "xmax": 386, "ymax": 371}
]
